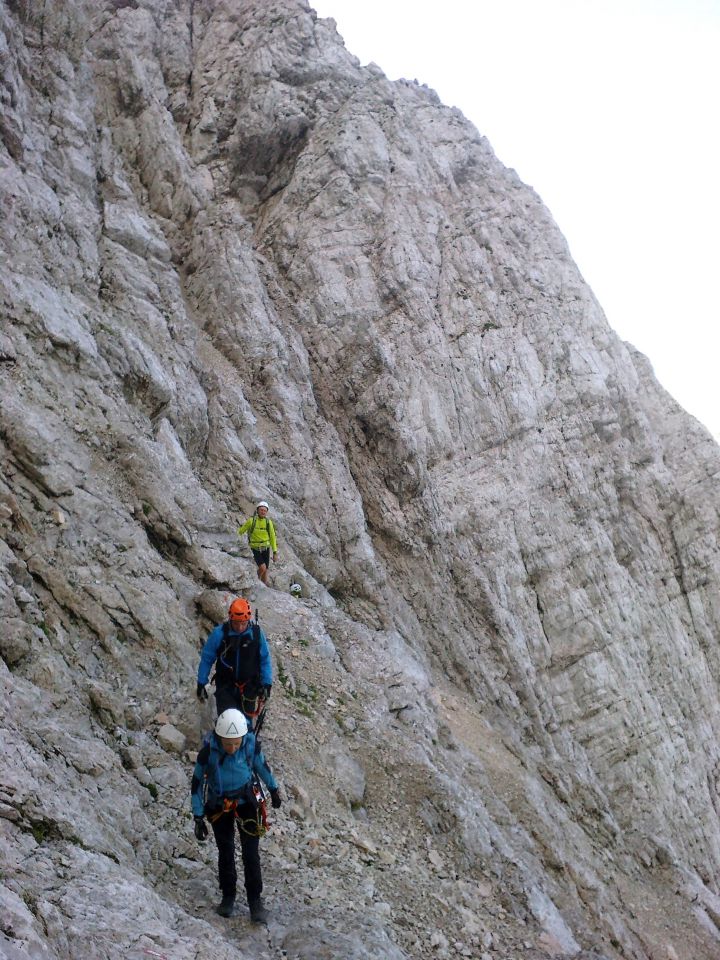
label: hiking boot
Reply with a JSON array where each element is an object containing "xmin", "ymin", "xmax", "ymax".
[
  {"xmin": 216, "ymin": 894, "xmax": 236, "ymax": 917},
  {"xmin": 248, "ymin": 897, "xmax": 268, "ymax": 924}
]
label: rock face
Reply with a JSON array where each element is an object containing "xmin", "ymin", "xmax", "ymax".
[{"xmin": 2, "ymin": 1, "xmax": 720, "ymax": 958}]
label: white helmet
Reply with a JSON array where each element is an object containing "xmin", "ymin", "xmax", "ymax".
[
  {"xmin": 215, "ymin": 709, "xmax": 248, "ymax": 739},
  {"xmin": 290, "ymin": 582, "xmax": 302, "ymax": 597},
  {"xmin": 257, "ymin": 501, "xmax": 269, "ymax": 510}
]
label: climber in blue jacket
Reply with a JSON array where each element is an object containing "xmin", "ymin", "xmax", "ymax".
[
  {"xmin": 196, "ymin": 597, "xmax": 273, "ymax": 718},
  {"xmin": 191, "ymin": 709, "xmax": 281, "ymax": 924}
]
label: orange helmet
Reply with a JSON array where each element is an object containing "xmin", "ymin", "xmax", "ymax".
[{"xmin": 228, "ymin": 598, "xmax": 252, "ymax": 621}]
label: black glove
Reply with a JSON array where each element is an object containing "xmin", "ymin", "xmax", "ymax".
[
  {"xmin": 270, "ymin": 789, "xmax": 281, "ymax": 809},
  {"xmin": 262, "ymin": 684, "xmax": 272, "ymax": 701},
  {"xmin": 194, "ymin": 816, "xmax": 208, "ymax": 841},
  {"xmin": 196, "ymin": 682, "xmax": 208, "ymax": 701}
]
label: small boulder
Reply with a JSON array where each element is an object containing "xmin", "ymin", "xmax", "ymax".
[{"xmin": 157, "ymin": 723, "xmax": 186, "ymax": 754}]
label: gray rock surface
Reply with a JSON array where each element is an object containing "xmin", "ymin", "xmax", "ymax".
[{"xmin": 2, "ymin": 1, "xmax": 720, "ymax": 958}]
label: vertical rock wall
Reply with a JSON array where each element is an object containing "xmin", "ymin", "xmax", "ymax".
[{"xmin": 2, "ymin": 1, "xmax": 720, "ymax": 957}]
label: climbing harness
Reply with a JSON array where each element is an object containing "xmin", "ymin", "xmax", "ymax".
[
  {"xmin": 208, "ymin": 795, "xmax": 268, "ymax": 837},
  {"xmin": 234, "ymin": 681, "xmax": 265, "ymax": 718}
]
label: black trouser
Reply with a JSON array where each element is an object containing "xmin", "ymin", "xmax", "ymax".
[
  {"xmin": 215, "ymin": 684, "xmax": 242, "ymax": 716},
  {"xmin": 209, "ymin": 805, "xmax": 262, "ymax": 901},
  {"xmin": 215, "ymin": 684, "xmax": 261, "ymax": 728}
]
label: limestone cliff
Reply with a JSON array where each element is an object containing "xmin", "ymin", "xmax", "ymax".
[{"xmin": 2, "ymin": 2, "xmax": 720, "ymax": 958}]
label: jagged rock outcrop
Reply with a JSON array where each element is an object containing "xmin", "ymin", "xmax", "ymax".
[{"xmin": 2, "ymin": 2, "xmax": 720, "ymax": 958}]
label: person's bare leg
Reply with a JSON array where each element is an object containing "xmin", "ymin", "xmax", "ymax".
[{"xmin": 258, "ymin": 563, "xmax": 268, "ymax": 585}]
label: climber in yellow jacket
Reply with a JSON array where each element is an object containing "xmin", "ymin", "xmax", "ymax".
[{"xmin": 237, "ymin": 502, "xmax": 278, "ymax": 585}]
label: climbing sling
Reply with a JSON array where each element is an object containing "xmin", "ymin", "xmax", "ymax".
[{"xmin": 208, "ymin": 796, "xmax": 267, "ymax": 837}]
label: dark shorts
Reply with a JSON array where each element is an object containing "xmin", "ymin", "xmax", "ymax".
[{"xmin": 252, "ymin": 548, "xmax": 270, "ymax": 568}]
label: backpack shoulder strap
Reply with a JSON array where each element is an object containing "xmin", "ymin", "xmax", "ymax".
[
  {"xmin": 251, "ymin": 622, "xmax": 262, "ymax": 673},
  {"xmin": 244, "ymin": 733, "xmax": 256, "ymax": 767},
  {"xmin": 204, "ymin": 736, "xmax": 229, "ymax": 767},
  {"xmin": 219, "ymin": 620, "xmax": 232, "ymax": 654}
]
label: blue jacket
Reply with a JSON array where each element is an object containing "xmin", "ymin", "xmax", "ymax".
[
  {"xmin": 197, "ymin": 621, "xmax": 273, "ymax": 688},
  {"xmin": 190, "ymin": 731, "xmax": 278, "ymax": 817}
]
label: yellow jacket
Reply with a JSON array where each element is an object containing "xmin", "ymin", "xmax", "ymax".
[{"xmin": 238, "ymin": 515, "xmax": 277, "ymax": 552}]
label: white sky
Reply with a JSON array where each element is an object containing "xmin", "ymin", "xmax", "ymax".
[{"xmin": 311, "ymin": 0, "xmax": 720, "ymax": 442}]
